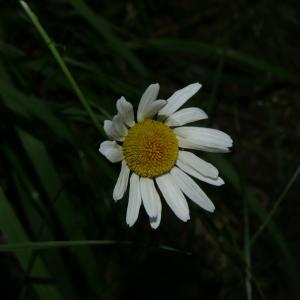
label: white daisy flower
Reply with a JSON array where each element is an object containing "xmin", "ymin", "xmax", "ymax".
[{"xmin": 99, "ymin": 83, "xmax": 233, "ymax": 228}]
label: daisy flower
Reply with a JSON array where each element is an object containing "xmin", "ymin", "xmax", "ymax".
[{"xmin": 99, "ymin": 83, "xmax": 233, "ymax": 228}]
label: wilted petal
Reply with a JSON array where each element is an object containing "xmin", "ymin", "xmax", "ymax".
[
  {"xmin": 112, "ymin": 115, "xmax": 127, "ymax": 138},
  {"xmin": 99, "ymin": 140, "xmax": 123, "ymax": 163},
  {"xmin": 104, "ymin": 120, "xmax": 123, "ymax": 141},
  {"xmin": 116, "ymin": 96, "xmax": 135, "ymax": 127},
  {"xmin": 150, "ymin": 199, "xmax": 162, "ymax": 229}
]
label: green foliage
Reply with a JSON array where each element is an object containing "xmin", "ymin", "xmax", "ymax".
[{"xmin": 0, "ymin": 1, "xmax": 299, "ymax": 300}]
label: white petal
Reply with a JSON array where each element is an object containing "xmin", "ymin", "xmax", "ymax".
[
  {"xmin": 103, "ymin": 120, "xmax": 115, "ymax": 139},
  {"xmin": 116, "ymin": 96, "xmax": 135, "ymax": 127},
  {"xmin": 150, "ymin": 199, "xmax": 162, "ymax": 229},
  {"xmin": 156, "ymin": 173, "xmax": 190, "ymax": 222},
  {"xmin": 176, "ymin": 160, "xmax": 224, "ymax": 186},
  {"xmin": 99, "ymin": 140, "xmax": 123, "ymax": 163},
  {"xmin": 165, "ymin": 107, "xmax": 208, "ymax": 127},
  {"xmin": 126, "ymin": 174, "xmax": 142, "ymax": 227},
  {"xmin": 113, "ymin": 160, "xmax": 130, "ymax": 201},
  {"xmin": 174, "ymin": 127, "xmax": 233, "ymax": 149},
  {"xmin": 171, "ymin": 167, "xmax": 215, "ymax": 212},
  {"xmin": 178, "ymin": 151, "xmax": 218, "ymax": 179},
  {"xmin": 140, "ymin": 177, "xmax": 160, "ymax": 218},
  {"xmin": 137, "ymin": 83, "xmax": 160, "ymax": 122},
  {"xmin": 112, "ymin": 115, "xmax": 127, "ymax": 138},
  {"xmin": 158, "ymin": 83, "xmax": 202, "ymax": 119},
  {"xmin": 175, "ymin": 126, "xmax": 233, "ymax": 153},
  {"xmin": 103, "ymin": 120, "xmax": 123, "ymax": 142},
  {"xmin": 141, "ymin": 100, "xmax": 166, "ymax": 120},
  {"xmin": 177, "ymin": 136, "xmax": 230, "ymax": 153}
]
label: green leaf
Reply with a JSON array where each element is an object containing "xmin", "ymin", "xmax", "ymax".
[
  {"xmin": 17, "ymin": 128, "xmax": 106, "ymax": 296},
  {"xmin": 20, "ymin": 0, "xmax": 103, "ymax": 132},
  {"xmin": 3, "ymin": 144, "xmax": 79, "ymax": 300},
  {"xmin": 0, "ymin": 188, "xmax": 64, "ymax": 300},
  {"xmin": 0, "ymin": 240, "xmax": 130, "ymax": 252},
  {"xmin": 68, "ymin": 0, "xmax": 147, "ymax": 75},
  {"xmin": 209, "ymin": 154, "xmax": 300, "ymax": 297},
  {"xmin": 142, "ymin": 39, "xmax": 300, "ymax": 84},
  {"xmin": 0, "ymin": 78, "xmax": 74, "ymax": 142}
]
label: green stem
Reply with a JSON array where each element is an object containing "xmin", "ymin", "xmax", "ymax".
[
  {"xmin": 244, "ymin": 196, "xmax": 252, "ymax": 300},
  {"xmin": 20, "ymin": 1, "xmax": 102, "ymax": 132},
  {"xmin": 0, "ymin": 240, "xmax": 130, "ymax": 252},
  {"xmin": 251, "ymin": 163, "xmax": 300, "ymax": 244}
]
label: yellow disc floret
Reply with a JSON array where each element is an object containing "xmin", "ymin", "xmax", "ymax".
[{"xmin": 123, "ymin": 119, "xmax": 179, "ymax": 177}]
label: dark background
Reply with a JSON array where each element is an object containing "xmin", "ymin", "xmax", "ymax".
[{"xmin": 0, "ymin": 0, "xmax": 300, "ymax": 299}]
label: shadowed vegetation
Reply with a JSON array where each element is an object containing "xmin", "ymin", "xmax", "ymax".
[{"xmin": 0, "ymin": 1, "xmax": 299, "ymax": 299}]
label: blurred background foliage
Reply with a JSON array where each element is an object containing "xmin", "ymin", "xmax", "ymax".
[{"xmin": 0, "ymin": 0, "xmax": 300, "ymax": 299}]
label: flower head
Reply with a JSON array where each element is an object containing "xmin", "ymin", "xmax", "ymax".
[{"xmin": 99, "ymin": 83, "xmax": 233, "ymax": 228}]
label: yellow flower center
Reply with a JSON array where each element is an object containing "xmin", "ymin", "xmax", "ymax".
[{"xmin": 123, "ymin": 119, "xmax": 179, "ymax": 178}]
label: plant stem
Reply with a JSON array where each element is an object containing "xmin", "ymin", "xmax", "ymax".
[
  {"xmin": 251, "ymin": 163, "xmax": 300, "ymax": 244},
  {"xmin": 20, "ymin": 0, "xmax": 102, "ymax": 132},
  {"xmin": 244, "ymin": 196, "xmax": 252, "ymax": 300}
]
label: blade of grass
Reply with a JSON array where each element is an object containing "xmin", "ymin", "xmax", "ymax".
[
  {"xmin": 244, "ymin": 194, "xmax": 252, "ymax": 300},
  {"xmin": 251, "ymin": 163, "xmax": 300, "ymax": 243},
  {"xmin": 68, "ymin": 0, "xmax": 147, "ymax": 75},
  {"xmin": 0, "ymin": 188, "xmax": 64, "ymax": 300},
  {"xmin": 0, "ymin": 40, "xmax": 26, "ymax": 58},
  {"xmin": 0, "ymin": 58, "xmax": 75, "ymax": 144},
  {"xmin": 0, "ymin": 240, "xmax": 130, "ymax": 252},
  {"xmin": 138, "ymin": 39, "xmax": 300, "ymax": 84},
  {"xmin": 0, "ymin": 78, "xmax": 73, "ymax": 142},
  {"xmin": 16, "ymin": 128, "xmax": 107, "ymax": 296},
  {"xmin": 2, "ymin": 144, "xmax": 78, "ymax": 300},
  {"xmin": 207, "ymin": 49, "xmax": 225, "ymax": 118},
  {"xmin": 17, "ymin": 128, "xmax": 82, "ymax": 230},
  {"xmin": 208, "ymin": 154, "xmax": 300, "ymax": 297},
  {"xmin": 64, "ymin": 56, "xmax": 141, "ymax": 98},
  {"xmin": 14, "ymin": 176, "xmax": 79, "ymax": 300},
  {"xmin": 20, "ymin": 0, "xmax": 102, "ymax": 132},
  {"xmin": 245, "ymin": 188, "xmax": 300, "ymax": 297},
  {"xmin": 0, "ymin": 240, "xmax": 188, "ymax": 255}
]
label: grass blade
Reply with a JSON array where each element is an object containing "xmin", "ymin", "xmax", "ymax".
[
  {"xmin": 244, "ymin": 196, "xmax": 252, "ymax": 300},
  {"xmin": 0, "ymin": 240, "xmax": 130, "ymax": 252},
  {"xmin": 20, "ymin": 0, "xmax": 102, "ymax": 132},
  {"xmin": 3, "ymin": 144, "xmax": 79, "ymax": 300},
  {"xmin": 16, "ymin": 128, "xmax": 108, "ymax": 296},
  {"xmin": 251, "ymin": 163, "xmax": 300, "ymax": 243},
  {"xmin": 208, "ymin": 154, "xmax": 300, "ymax": 297},
  {"xmin": 0, "ymin": 188, "xmax": 64, "ymax": 300},
  {"xmin": 68, "ymin": 0, "xmax": 147, "ymax": 75},
  {"xmin": 141, "ymin": 39, "xmax": 300, "ymax": 84}
]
